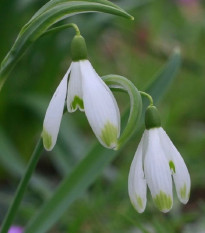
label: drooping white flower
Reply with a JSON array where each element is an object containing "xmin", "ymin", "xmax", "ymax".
[
  {"xmin": 128, "ymin": 131, "xmax": 147, "ymax": 213},
  {"xmin": 42, "ymin": 35, "xmax": 120, "ymax": 151},
  {"xmin": 128, "ymin": 106, "xmax": 190, "ymax": 213}
]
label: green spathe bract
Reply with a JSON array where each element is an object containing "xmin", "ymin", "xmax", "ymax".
[
  {"xmin": 71, "ymin": 96, "xmax": 84, "ymax": 110},
  {"xmin": 100, "ymin": 121, "xmax": 118, "ymax": 148},
  {"xmin": 154, "ymin": 191, "xmax": 172, "ymax": 212},
  {"xmin": 42, "ymin": 129, "xmax": 52, "ymax": 150}
]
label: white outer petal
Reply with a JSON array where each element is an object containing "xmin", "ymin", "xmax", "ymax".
[
  {"xmin": 144, "ymin": 128, "xmax": 173, "ymax": 212},
  {"xmin": 67, "ymin": 62, "xmax": 84, "ymax": 112},
  {"xmin": 128, "ymin": 132, "xmax": 147, "ymax": 213},
  {"xmin": 158, "ymin": 127, "xmax": 191, "ymax": 204},
  {"xmin": 80, "ymin": 60, "xmax": 120, "ymax": 149},
  {"xmin": 43, "ymin": 67, "xmax": 70, "ymax": 151}
]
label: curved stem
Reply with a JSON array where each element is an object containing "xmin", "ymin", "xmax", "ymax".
[
  {"xmin": 102, "ymin": 75, "xmax": 142, "ymax": 149},
  {"xmin": 40, "ymin": 23, "xmax": 80, "ymax": 38},
  {"xmin": 1, "ymin": 138, "xmax": 44, "ymax": 233},
  {"xmin": 139, "ymin": 91, "xmax": 154, "ymax": 106}
]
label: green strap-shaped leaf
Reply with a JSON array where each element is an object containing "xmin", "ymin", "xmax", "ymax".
[
  {"xmin": 24, "ymin": 49, "xmax": 181, "ymax": 233},
  {"xmin": 0, "ymin": 128, "xmax": 51, "ymax": 198},
  {"xmin": 0, "ymin": 0, "xmax": 133, "ymax": 90},
  {"xmin": 146, "ymin": 48, "xmax": 181, "ymax": 103},
  {"xmin": 102, "ymin": 75, "xmax": 142, "ymax": 149},
  {"xmin": 29, "ymin": 0, "xmax": 123, "ymax": 22}
]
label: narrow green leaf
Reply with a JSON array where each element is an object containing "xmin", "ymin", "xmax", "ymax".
[
  {"xmin": 29, "ymin": 0, "xmax": 123, "ymax": 22},
  {"xmin": 25, "ymin": 50, "xmax": 181, "ymax": 233},
  {"xmin": 0, "ymin": 128, "xmax": 51, "ymax": 198},
  {"xmin": 146, "ymin": 48, "xmax": 181, "ymax": 103},
  {"xmin": 0, "ymin": 0, "xmax": 133, "ymax": 90}
]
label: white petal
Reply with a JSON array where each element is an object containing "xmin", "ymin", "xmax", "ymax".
[
  {"xmin": 43, "ymin": 68, "xmax": 70, "ymax": 151},
  {"xmin": 144, "ymin": 128, "xmax": 173, "ymax": 213},
  {"xmin": 158, "ymin": 127, "xmax": 191, "ymax": 204},
  {"xmin": 80, "ymin": 60, "xmax": 120, "ymax": 149},
  {"xmin": 67, "ymin": 62, "xmax": 84, "ymax": 112},
  {"xmin": 128, "ymin": 132, "xmax": 147, "ymax": 213}
]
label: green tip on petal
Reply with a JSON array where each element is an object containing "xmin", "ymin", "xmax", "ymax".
[
  {"xmin": 100, "ymin": 121, "xmax": 118, "ymax": 149},
  {"xmin": 153, "ymin": 191, "xmax": 172, "ymax": 213},
  {"xmin": 42, "ymin": 129, "xmax": 52, "ymax": 150},
  {"xmin": 169, "ymin": 160, "xmax": 176, "ymax": 173},
  {"xmin": 136, "ymin": 196, "xmax": 144, "ymax": 210},
  {"xmin": 71, "ymin": 96, "xmax": 84, "ymax": 111},
  {"xmin": 71, "ymin": 35, "xmax": 88, "ymax": 61},
  {"xmin": 180, "ymin": 184, "xmax": 188, "ymax": 200},
  {"xmin": 145, "ymin": 106, "xmax": 161, "ymax": 129}
]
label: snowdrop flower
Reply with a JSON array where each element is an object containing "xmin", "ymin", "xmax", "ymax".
[
  {"xmin": 42, "ymin": 34, "xmax": 120, "ymax": 151},
  {"xmin": 128, "ymin": 106, "xmax": 190, "ymax": 213}
]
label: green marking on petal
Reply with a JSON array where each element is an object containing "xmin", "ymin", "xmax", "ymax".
[
  {"xmin": 180, "ymin": 184, "xmax": 187, "ymax": 199},
  {"xmin": 169, "ymin": 160, "xmax": 176, "ymax": 173},
  {"xmin": 100, "ymin": 121, "xmax": 118, "ymax": 148},
  {"xmin": 71, "ymin": 96, "xmax": 84, "ymax": 110},
  {"xmin": 42, "ymin": 128, "xmax": 52, "ymax": 150},
  {"xmin": 153, "ymin": 191, "xmax": 172, "ymax": 212},
  {"xmin": 136, "ymin": 196, "xmax": 143, "ymax": 209}
]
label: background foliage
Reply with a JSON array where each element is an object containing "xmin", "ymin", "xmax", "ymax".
[{"xmin": 0, "ymin": 0, "xmax": 205, "ymax": 232}]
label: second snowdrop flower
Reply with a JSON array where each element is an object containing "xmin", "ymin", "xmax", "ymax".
[
  {"xmin": 128, "ymin": 106, "xmax": 190, "ymax": 213},
  {"xmin": 43, "ymin": 34, "xmax": 120, "ymax": 151}
]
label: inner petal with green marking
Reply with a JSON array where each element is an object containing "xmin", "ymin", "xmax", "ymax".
[
  {"xmin": 71, "ymin": 95, "xmax": 84, "ymax": 111},
  {"xmin": 169, "ymin": 160, "xmax": 176, "ymax": 173},
  {"xmin": 153, "ymin": 191, "xmax": 172, "ymax": 212},
  {"xmin": 42, "ymin": 128, "xmax": 52, "ymax": 150},
  {"xmin": 100, "ymin": 121, "xmax": 118, "ymax": 148}
]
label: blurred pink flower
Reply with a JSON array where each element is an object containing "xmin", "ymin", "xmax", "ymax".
[{"xmin": 8, "ymin": 226, "xmax": 23, "ymax": 233}]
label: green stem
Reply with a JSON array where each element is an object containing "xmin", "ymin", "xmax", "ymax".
[
  {"xmin": 41, "ymin": 23, "xmax": 80, "ymax": 38},
  {"xmin": 1, "ymin": 138, "xmax": 44, "ymax": 233},
  {"xmin": 102, "ymin": 75, "xmax": 142, "ymax": 149},
  {"xmin": 139, "ymin": 91, "xmax": 154, "ymax": 106}
]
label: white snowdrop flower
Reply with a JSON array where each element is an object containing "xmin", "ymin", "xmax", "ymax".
[
  {"xmin": 42, "ymin": 35, "xmax": 120, "ymax": 151},
  {"xmin": 128, "ymin": 106, "xmax": 190, "ymax": 213}
]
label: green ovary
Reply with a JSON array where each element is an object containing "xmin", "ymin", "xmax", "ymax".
[
  {"xmin": 180, "ymin": 184, "xmax": 188, "ymax": 199},
  {"xmin": 153, "ymin": 191, "xmax": 172, "ymax": 212},
  {"xmin": 71, "ymin": 96, "xmax": 84, "ymax": 110},
  {"xmin": 42, "ymin": 129, "xmax": 52, "ymax": 150},
  {"xmin": 100, "ymin": 121, "xmax": 118, "ymax": 148}
]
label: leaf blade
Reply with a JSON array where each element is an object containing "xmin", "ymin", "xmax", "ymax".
[
  {"xmin": 0, "ymin": 0, "xmax": 133, "ymax": 90},
  {"xmin": 0, "ymin": 128, "xmax": 51, "ymax": 198}
]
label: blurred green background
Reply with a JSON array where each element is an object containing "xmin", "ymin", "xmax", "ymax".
[{"xmin": 0, "ymin": 0, "xmax": 205, "ymax": 232}]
